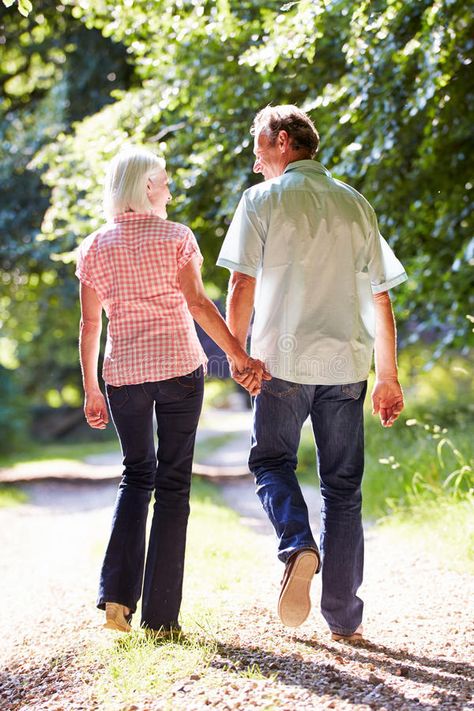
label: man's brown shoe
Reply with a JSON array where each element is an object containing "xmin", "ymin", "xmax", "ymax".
[
  {"xmin": 278, "ymin": 549, "xmax": 320, "ymax": 627},
  {"xmin": 103, "ymin": 602, "xmax": 132, "ymax": 632},
  {"xmin": 331, "ymin": 624, "xmax": 364, "ymax": 642}
]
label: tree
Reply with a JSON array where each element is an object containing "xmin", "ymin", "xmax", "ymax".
[
  {"xmin": 1, "ymin": 0, "xmax": 472, "ymax": 427},
  {"xmin": 37, "ymin": 0, "xmax": 474, "ymax": 354},
  {"xmin": 0, "ymin": 0, "xmax": 130, "ymax": 407}
]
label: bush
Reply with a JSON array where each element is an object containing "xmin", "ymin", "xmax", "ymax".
[
  {"xmin": 0, "ymin": 366, "xmax": 29, "ymax": 455},
  {"xmin": 295, "ymin": 354, "xmax": 474, "ymax": 519}
]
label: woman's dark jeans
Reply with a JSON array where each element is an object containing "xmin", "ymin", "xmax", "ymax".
[{"xmin": 97, "ymin": 367, "xmax": 204, "ymax": 631}]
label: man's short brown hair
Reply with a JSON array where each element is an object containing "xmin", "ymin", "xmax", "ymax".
[{"xmin": 251, "ymin": 105, "xmax": 320, "ymax": 158}]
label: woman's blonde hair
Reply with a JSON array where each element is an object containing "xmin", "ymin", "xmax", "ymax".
[{"xmin": 103, "ymin": 146, "xmax": 166, "ymax": 220}]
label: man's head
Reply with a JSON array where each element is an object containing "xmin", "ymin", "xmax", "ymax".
[{"xmin": 251, "ymin": 105, "xmax": 320, "ymax": 179}]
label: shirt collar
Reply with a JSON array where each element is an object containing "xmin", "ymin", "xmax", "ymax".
[
  {"xmin": 283, "ymin": 160, "xmax": 331, "ymax": 177},
  {"xmin": 113, "ymin": 211, "xmax": 157, "ymax": 223}
]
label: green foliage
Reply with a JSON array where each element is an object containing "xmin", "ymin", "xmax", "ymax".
[
  {"xmin": 296, "ymin": 354, "xmax": 473, "ymax": 517},
  {"xmin": 1, "ymin": 0, "xmax": 473, "ymax": 416},
  {"xmin": 2, "ymin": 0, "xmax": 33, "ymax": 18},
  {"xmin": 241, "ymin": 0, "xmax": 474, "ymax": 355},
  {"xmin": 0, "ymin": 1, "xmax": 130, "ymax": 407},
  {"xmin": 376, "ymin": 419, "xmax": 473, "ymax": 509},
  {"xmin": 0, "ymin": 365, "xmax": 29, "ymax": 454},
  {"xmin": 298, "ymin": 410, "xmax": 473, "ymax": 519}
]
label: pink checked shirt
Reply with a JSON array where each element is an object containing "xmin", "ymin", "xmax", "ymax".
[{"xmin": 75, "ymin": 212, "xmax": 208, "ymax": 386}]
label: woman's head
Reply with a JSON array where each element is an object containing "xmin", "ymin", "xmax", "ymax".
[{"xmin": 103, "ymin": 146, "xmax": 170, "ymax": 220}]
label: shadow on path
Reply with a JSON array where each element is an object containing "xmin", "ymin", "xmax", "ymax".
[{"xmin": 213, "ymin": 637, "xmax": 472, "ymax": 710}]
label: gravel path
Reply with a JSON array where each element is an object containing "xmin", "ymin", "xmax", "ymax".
[{"xmin": 1, "ymin": 415, "xmax": 473, "ymax": 710}]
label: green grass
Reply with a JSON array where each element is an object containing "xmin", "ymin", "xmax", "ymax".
[
  {"xmin": 296, "ymin": 355, "xmax": 473, "ymax": 518},
  {"xmin": 378, "ymin": 494, "xmax": 474, "ymax": 574},
  {"xmin": 296, "ymin": 409, "xmax": 472, "ymax": 514},
  {"xmin": 202, "ymin": 377, "xmax": 241, "ymax": 409},
  {"xmin": 0, "ymin": 484, "xmax": 29, "ymax": 507},
  {"xmin": 0, "ymin": 440, "xmax": 119, "ymax": 469},
  {"xmin": 0, "ymin": 431, "xmax": 232, "ymax": 471},
  {"xmin": 93, "ymin": 631, "xmax": 217, "ymax": 709},
  {"xmin": 194, "ymin": 432, "xmax": 234, "ymax": 461},
  {"xmin": 91, "ymin": 478, "xmax": 266, "ymax": 708},
  {"xmin": 362, "ymin": 415, "xmax": 472, "ymax": 518}
]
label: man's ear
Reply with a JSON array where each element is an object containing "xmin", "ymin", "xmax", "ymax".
[{"xmin": 278, "ymin": 130, "xmax": 290, "ymax": 151}]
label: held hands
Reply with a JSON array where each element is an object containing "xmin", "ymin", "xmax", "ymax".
[
  {"xmin": 371, "ymin": 378, "xmax": 404, "ymax": 428},
  {"xmin": 84, "ymin": 388, "xmax": 109, "ymax": 429},
  {"xmin": 229, "ymin": 353, "xmax": 272, "ymax": 396}
]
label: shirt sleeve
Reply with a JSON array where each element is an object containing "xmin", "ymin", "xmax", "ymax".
[
  {"xmin": 75, "ymin": 236, "xmax": 96, "ymax": 289},
  {"xmin": 177, "ymin": 227, "xmax": 203, "ymax": 270},
  {"xmin": 216, "ymin": 192, "xmax": 265, "ymax": 277},
  {"xmin": 366, "ymin": 210, "xmax": 408, "ymax": 294}
]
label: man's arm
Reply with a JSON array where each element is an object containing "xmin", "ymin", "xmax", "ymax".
[
  {"xmin": 227, "ymin": 271, "xmax": 256, "ymax": 348},
  {"xmin": 79, "ymin": 283, "xmax": 109, "ymax": 429},
  {"xmin": 371, "ymin": 290, "xmax": 404, "ymax": 427}
]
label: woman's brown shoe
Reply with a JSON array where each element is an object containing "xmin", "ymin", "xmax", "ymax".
[{"xmin": 103, "ymin": 602, "xmax": 132, "ymax": 632}]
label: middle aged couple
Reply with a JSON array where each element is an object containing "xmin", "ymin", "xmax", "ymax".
[{"xmin": 77, "ymin": 104, "xmax": 407, "ymax": 642}]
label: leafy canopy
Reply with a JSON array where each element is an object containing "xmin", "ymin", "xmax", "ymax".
[{"xmin": 1, "ymin": 0, "xmax": 473, "ymax": 415}]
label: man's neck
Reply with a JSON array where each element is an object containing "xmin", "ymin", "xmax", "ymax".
[{"xmin": 280, "ymin": 152, "xmax": 312, "ymax": 174}]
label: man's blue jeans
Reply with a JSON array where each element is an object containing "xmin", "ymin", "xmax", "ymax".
[
  {"xmin": 97, "ymin": 367, "xmax": 204, "ymax": 630},
  {"xmin": 249, "ymin": 376, "xmax": 367, "ymax": 636}
]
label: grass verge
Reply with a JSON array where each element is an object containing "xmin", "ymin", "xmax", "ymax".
[
  {"xmin": 0, "ymin": 484, "xmax": 29, "ymax": 507},
  {"xmin": 194, "ymin": 432, "xmax": 235, "ymax": 462},
  {"xmin": 0, "ymin": 440, "xmax": 119, "ymax": 469},
  {"xmin": 378, "ymin": 494, "xmax": 474, "ymax": 574},
  {"xmin": 0, "ymin": 432, "xmax": 233, "ymax": 473}
]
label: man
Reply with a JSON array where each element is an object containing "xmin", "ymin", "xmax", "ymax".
[{"xmin": 217, "ymin": 105, "xmax": 407, "ymax": 641}]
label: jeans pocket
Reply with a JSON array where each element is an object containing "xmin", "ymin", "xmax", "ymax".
[
  {"xmin": 341, "ymin": 381, "xmax": 366, "ymax": 400},
  {"xmin": 262, "ymin": 377, "xmax": 301, "ymax": 399},
  {"xmin": 158, "ymin": 368, "xmax": 201, "ymax": 400},
  {"xmin": 106, "ymin": 384, "xmax": 130, "ymax": 409},
  {"xmin": 176, "ymin": 372, "xmax": 197, "ymax": 391}
]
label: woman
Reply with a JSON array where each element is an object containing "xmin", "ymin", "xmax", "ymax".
[{"xmin": 76, "ymin": 146, "xmax": 265, "ymax": 634}]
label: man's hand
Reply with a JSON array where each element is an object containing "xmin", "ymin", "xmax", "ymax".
[
  {"xmin": 371, "ymin": 379, "xmax": 404, "ymax": 427},
  {"xmin": 84, "ymin": 389, "xmax": 109, "ymax": 429},
  {"xmin": 229, "ymin": 357, "xmax": 272, "ymax": 396}
]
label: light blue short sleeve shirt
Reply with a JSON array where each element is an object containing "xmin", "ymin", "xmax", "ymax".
[{"xmin": 217, "ymin": 160, "xmax": 408, "ymax": 384}]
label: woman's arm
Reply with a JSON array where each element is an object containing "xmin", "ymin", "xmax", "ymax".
[
  {"xmin": 79, "ymin": 283, "xmax": 109, "ymax": 429},
  {"xmin": 178, "ymin": 255, "xmax": 268, "ymax": 393}
]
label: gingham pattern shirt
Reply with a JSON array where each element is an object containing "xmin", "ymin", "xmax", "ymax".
[{"xmin": 75, "ymin": 212, "xmax": 207, "ymax": 386}]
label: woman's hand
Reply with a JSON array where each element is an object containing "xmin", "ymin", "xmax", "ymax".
[
  {"xmin": 84, "ymin": 389, "xmax": 109, "ymax": 429},
  {"xmin": 229, "ymin": 353, "xmax": 272, "ymax": 397}
]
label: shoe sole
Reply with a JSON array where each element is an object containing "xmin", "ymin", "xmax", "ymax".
[
  {"xmin": 278, "ymin": 551, "xmax": 318, "ymax": 627},
  {"xmin": 331, "ymin": 632, "xmax": 364, "ymax": 642}
]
